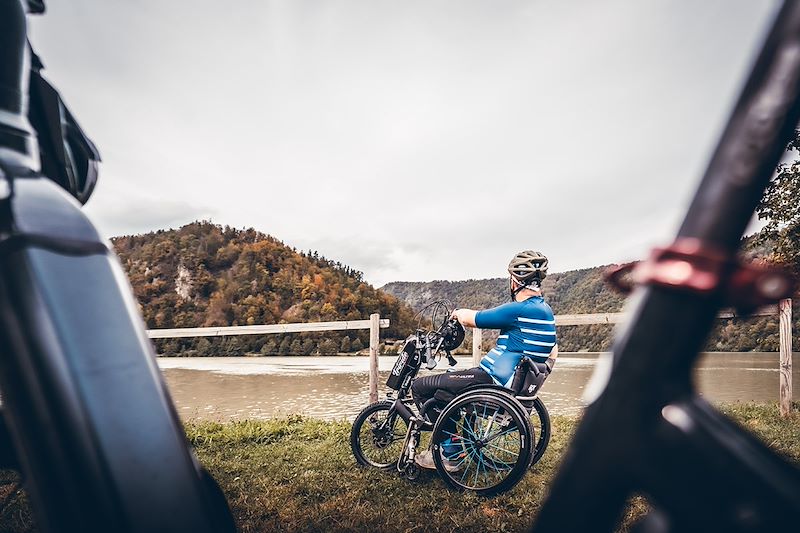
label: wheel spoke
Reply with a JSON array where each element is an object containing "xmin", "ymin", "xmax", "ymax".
[
  {"xmin": 482, "ymin": 451, "xmax": 513, "ymax": 472},
  {"xmin": 354, "ymin": 404, "xmax": 408, "ymax": 468},
  {"xmin": 473, "ymin": 452, "xmax": 482, "ymax": 486},
  {"xmin": 453, "ymin": 417, "xmax": 480, "ymax": 442},
  {"xmin": 483, "ymin": 440, "xmax": 520, "ymax": 458},
  {"xmin": 432, "ymin": 396, "xmax": 535, "ymax": 494},
  {"xmin": 483, "ymin": 424, "xmax": 518, "ymax": 443}
]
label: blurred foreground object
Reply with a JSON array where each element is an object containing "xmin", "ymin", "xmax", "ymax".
[
  {"xmin": 532, "ymin": 2, "xmax": 800, "ymax": 532},
  {"xmin": 0, "ymin": 1, "xmax": 235, "ymax": 531}
]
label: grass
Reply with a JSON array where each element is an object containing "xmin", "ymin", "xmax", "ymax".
[{"xmin": 0, "ymin": 403, "xmax": 798, "ymax": 532}]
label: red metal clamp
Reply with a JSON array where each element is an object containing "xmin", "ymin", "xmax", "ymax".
[{"xmin": 605, "ymin": 238, "xmax": 796, "ymax": 314}]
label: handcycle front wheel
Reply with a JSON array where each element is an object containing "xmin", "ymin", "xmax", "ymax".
[
  {"xmin": 351, "ymin": 400, "xmax": 409, "ymax": 469},
  {"xmin": 431, "ymin": 390, "xmax": 533, "ymax": 496}
]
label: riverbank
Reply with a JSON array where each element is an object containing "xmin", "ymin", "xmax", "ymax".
[
  {"xmin": 157, "ymin": 354, "xmax": 800, "ymax": 420},
  {"xmin": 0, "ymin": 403, "xmax": 798, "ymax": 532}
]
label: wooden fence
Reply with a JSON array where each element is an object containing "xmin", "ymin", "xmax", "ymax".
[
  {"xmin": 148, "ymin": 300, "xmax": 793, "ymax": 415},
  {"xmin": 148, "ymin": 314, "xmax": 390, "ymax": 403},
  {"xmin": 470, "ymin": 301, "xmax": 793, "ymax": 415}
]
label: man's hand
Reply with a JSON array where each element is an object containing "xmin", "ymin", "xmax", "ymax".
[
  {"xmin": 451, "ymin": 308, "xmax": 478, "ymax": 328},
  {"xmin": 546, "ymin": 345, "xmax": 559, "ymax": 371}
]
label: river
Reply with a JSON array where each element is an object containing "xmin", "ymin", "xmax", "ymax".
[{"xmin": 156, "ymin": 352, "xmax": 799, "ymax": 421}]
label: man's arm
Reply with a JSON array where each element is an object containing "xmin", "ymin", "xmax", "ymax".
[
  {"xmin": 451, "ymin": 308, "xmax": 478, "ymax": 328},
  {"xmin": 453, "ymin": 302, "xmax": 518, "ymax": 330}
]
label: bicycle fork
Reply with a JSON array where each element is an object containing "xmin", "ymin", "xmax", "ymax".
[{"xmin": 396, "ymin": 419, "xmax": 423, "ymax": 479}]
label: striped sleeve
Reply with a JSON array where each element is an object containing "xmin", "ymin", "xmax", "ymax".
[{"xmin": 474, "ymin": 303, "xmax": 518, "ymax": 329}]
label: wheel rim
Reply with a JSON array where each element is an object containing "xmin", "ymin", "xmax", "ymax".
[
  {"xmin": 357, "ymin": 407, "xmax": 407, "ymax": 467},
  {"xmin": 437, "ymin": 399, "xmax": 526, "ymax": 491},
  {"xmin": 529, "ymin": 399, "xmax": 550, "ymax": 465}
]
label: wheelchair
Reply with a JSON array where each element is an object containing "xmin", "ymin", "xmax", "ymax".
[{"xmin": 350, "ymin": 303, "xmax": 551, "ymax": 497}]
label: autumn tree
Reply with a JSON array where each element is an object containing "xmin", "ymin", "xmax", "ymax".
[
  {"xmin": 318, "ymin": 338, "xmax": 337, "ymax": 355},
  {"xmin": 195, "ymin": 337, "xmax": 212, "ymax": 356},
  {"xmin": 278, "ymin": 336, "xmax": 292, "ymax": 355},
  {"xmin": 260, "ymin": 338, "xmax": 278, "ymax": 355},
  {"xmin": 757, "ymin": 129, "xmax": 800, "ymax": 275},
  {"xmin": 351, "ymin": 337, "xmax": 364, "ymax": 352},
  {"xmin": 300, "ymin": 338, "xmax": 315, "ymax": 355},
  {"xmin": 290, "ymin": 339, "xmax": 303, "ymax": 354},
  {"xmin": 340, "ymin": 336, "xmax": 352, "ymax": 353}
]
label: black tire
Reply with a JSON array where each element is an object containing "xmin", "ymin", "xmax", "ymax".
[
  {"xmin": 529, "ymin": 398, "xmax": 551, "ymax": 467},
  {"xmin": 351, "ymin": 401, "xmax": 408, "ymax": 469},
  {"xmin": 431, "ymin": 390, "xmax": 532, "ymax": 496}
]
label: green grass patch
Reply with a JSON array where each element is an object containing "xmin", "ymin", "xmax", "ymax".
[{"xmin": 0, "ymin": 403, "xmax": 798, "ymax": 532}]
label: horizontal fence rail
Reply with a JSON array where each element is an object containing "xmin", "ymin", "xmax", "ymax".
[
  {"xmin": 147, "ymin": 318, "xmax": 390, "ymax": 339},
  {"xmin": 472, "ymin": 302, "xmax": 792, "ymax": 415},
  {"xmin": 554, "ymin": 306, "xmax": 778, "ymax": 326},
  {"xmin": 148, "ymin": 314, "xmax": 389, "ymax": 404}
]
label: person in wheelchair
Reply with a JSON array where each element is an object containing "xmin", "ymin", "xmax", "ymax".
[{"xmin": 413, "ymin": 250, "xmax": 558, "ymax": 470}]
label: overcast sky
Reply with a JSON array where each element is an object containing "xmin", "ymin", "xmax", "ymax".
[{"xmin": 28, "ymin": 0, "xmax": 781, "ymax": 286}]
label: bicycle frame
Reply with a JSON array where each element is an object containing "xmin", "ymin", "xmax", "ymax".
[{"xmin": 532, "ymin": 2, "xmax": 800, "ymax": 532}]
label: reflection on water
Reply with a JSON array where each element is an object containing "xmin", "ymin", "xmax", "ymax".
[{"xmin": 157, "ymin": 352, "xmax": 800, "ymax": 421}]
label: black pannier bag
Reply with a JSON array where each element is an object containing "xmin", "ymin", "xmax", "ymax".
[
  {"xmin": 27, "ymin": 49, "xmax": 100, "ymax": 205},
  {"xmin": 386, "ymin": 336, "xmax": 421, "ymax": 390},
  {"xmin": 511, "ymin": 358, "xmax": 548, "ymax": 399}
]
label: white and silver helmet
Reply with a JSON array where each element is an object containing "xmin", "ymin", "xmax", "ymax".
[{"xmin": 508, "ymin": 250, "xmax": 548, "ymax": 289}]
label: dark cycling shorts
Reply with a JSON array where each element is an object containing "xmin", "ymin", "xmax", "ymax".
[{"xmin": 411, "ymin": 367, "xmax": 493, "ymax": 412}]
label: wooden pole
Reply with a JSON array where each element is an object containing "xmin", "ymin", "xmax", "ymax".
[
  {"xmin": 779, "ymin": 298, "xmax": 792, "ymax": 417},
  {"xmin": 369, "ymin": 313, "xmax": 380, "ymax": 404},
  {"xmin": 472, "ymin": 328, "xmax": 482, "ymax": 367}
]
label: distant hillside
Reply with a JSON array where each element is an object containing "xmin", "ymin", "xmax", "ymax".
[
  {"xmin": 382, "ymin": 259, "xmax": 794, "ymax": 352},
  {"xmin": 382, "ymin": 266, "xmax": 626, "ymax": 352},
  {"xmin": 112, "ymin": 221, "xmax": 415, "ymax": 355},
  {"xmin": 383, "ymin": 266, "xmax": 626, "ymax": 314}
]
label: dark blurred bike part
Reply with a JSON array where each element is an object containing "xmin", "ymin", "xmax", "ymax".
[
  {"xmin": 0, "ymin": 1, "xmax": 235, "ymax": 531},
  {"xmin": 606, "ymin": 238, "xmax": 796, "ymax": 314},
  {"xmin": 532, "ymin": 2, "xmax": 800, "ymax": 532},
  {"xmin": 28, "ymin": 49, "xmax": 100, "ymax": 205}
]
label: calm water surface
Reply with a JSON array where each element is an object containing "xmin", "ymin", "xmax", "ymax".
[{"xmin": 157, "ymin": 352, "xmax": 799, "ymax": 421}]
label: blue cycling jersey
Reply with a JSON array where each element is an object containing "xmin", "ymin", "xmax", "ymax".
[{"xmin": 475, "ymin": 296, "xmax": 557, "ymax": 387}]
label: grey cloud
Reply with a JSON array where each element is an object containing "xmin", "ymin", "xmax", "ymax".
[
  {"xmin": 27, "ymin": 0, "xmax": 784, "ymax": 285},
  {"xmin": 84, "ymin": 184, "xmax": 217, "ymax": 239}
]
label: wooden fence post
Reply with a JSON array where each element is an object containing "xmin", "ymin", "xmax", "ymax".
[
  {"xmin": 779, "ymin": 298, "xmax": 792, "ymax": 417},
  {"xmin": 472, "ymin": 328, "xmax": 482, "ymax": 367},
  {"xmin": 369, "ymin": 313, "xmax": 380, "ymax": 404}
]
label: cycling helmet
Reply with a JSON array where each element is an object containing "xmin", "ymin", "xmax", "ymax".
[{"xmin": 508, "ymin": 250, "xmax": 548, "ymax": 299}]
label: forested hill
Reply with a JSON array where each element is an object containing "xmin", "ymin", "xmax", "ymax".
[
  {"xmin": 381, "ymin": 260, "xmax": 793, "ymax": 352},
  {"xmin": 382, "ymin": 266, "xmax": 625, "ymax": 316},
  {"xmin": 111, "ymin": 222, "xmax": 415, "ymax": 355},
  {"xmin": 381, "ymin": 267, "xmax": 628, "ymax": 352}
]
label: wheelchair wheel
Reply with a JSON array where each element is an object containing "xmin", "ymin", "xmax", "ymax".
[
  {"xmin": 528, "ymin": 398, "xmax": 551, "ymax": 466},
  {"xmin": 431, "ymin": 390, "xmax": 532, "ymax": 496},
  {"xmin": 351, "ymin": 401, "xmax": 408, "ymax": 468}
]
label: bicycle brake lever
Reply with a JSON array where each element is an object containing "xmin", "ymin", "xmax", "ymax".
[{"xmin": 425, "ymin": 345, "xmax": 437, "ymax": 370}]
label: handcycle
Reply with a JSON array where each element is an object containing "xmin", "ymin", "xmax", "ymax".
[{"xmin": 350, "ymin": 300, "xmax": 551, "ymax": 496}]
